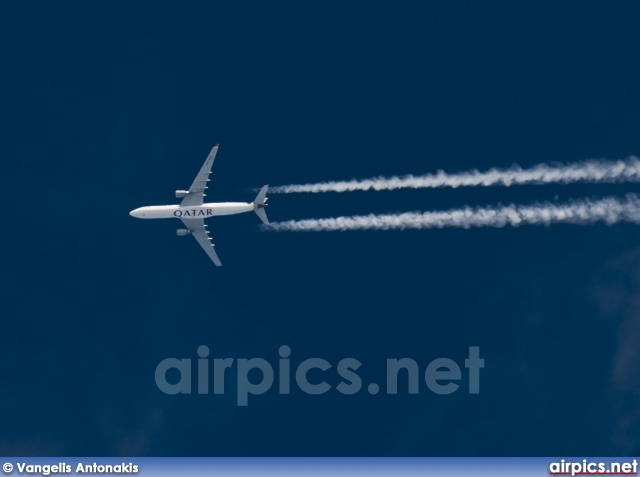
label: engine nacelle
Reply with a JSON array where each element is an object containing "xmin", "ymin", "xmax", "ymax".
[
  {"xmin": 175, "ymin": 190, "xmax": 189, "ymax": 198},
  {"xmin": 176, "ymin": 229, "xmax": 191, "ymax": 236}
]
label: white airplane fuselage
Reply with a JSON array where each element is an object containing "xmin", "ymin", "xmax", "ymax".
[{"xmin": 130, "ymin": 202, "xmax": 254, "ymax": 219}]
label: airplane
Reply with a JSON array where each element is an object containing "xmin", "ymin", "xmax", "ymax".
[{"xmin": 129, "ymin": 144, "xmax": 268, "ymax": 266}]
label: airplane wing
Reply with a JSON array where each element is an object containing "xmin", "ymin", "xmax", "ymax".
[
  {"xmin": 180, "ymin": 218, "xmax": 222, "ymax": 266},
  {"xmin": 181, "ymin": 145, "xmax": 219, "ymax": 207}
]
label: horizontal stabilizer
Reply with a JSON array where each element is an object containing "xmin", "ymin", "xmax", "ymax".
[
  {"xmin": 253, "ymin": 185, "xmax": 268, "ymax": 205},
  {"xmin": 252, "ymin": 185, "xmax": 269, "ymax": 224},
  {"xmin": 254, "ymin": 207, "xmax": 269, "ymax": 225}
]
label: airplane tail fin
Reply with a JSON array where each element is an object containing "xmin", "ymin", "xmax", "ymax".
[{"xmin": 253, "ymin": 185, "xmax": 269, "ymax": 225}]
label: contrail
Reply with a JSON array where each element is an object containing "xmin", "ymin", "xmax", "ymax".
[
  {"xmin": 269, "ymin": 157, "xmax": 640, "ymax": 193},
  {"xmin": 263, "ymin": 194, "xmax": 640, "ymax": 232}
]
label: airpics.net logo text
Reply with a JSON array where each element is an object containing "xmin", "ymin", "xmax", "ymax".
[{"xmin": 154, "ymin": 346, "xmax": 484, "ymax": 406}]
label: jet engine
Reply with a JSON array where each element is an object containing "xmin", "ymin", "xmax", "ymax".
[
  {"xmin": 175, "ymin": 190, "xmax": 189, "ymax": 198},
  {"xmin": 176, "ymin": 229, "xmax": 191, "ymax": 236}
]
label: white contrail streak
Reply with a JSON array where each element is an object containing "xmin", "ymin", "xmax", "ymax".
[
  {"xmin": 263, "ymin": 194, "xmax": 640, "ymax": 232},
  {"xmin": 269, "ymin": 157, "xmax": 640, "ymax": 193}
]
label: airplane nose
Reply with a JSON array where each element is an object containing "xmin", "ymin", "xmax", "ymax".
[{"xmin": 129, "ymin": 208, "xmax": 141, "ymax": 218}]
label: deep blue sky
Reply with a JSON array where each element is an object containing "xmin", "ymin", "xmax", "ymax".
[{"xmin": 2, "ymin": 2, "xmax": 640, "ymax": 456}]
